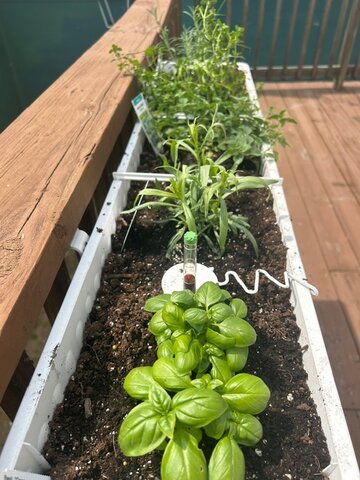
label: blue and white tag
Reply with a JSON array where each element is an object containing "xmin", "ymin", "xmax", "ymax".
[{"xmin": 132, "ymin": 93, "xmax": 163, "ymax": 154}]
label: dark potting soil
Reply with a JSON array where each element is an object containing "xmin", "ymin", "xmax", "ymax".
[{"xmin": 43, "ymin": 150, "xmax": 331, "ymax": 480}]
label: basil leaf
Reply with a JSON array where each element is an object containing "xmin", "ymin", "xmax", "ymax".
[
  {"xmin": 162, "ymin": 302, "xmax": 185, "ymax": 331},
  {"xmin": 204, "ymin": 410, "xmax": 229, "ymax": 439},
  {"xmin": 184, "ymin": 308, "xmax": 209, "ymax": 333},
  {"xmin": 149, "ymin": 383, "xmax": 171, "ymax": 413},
  {"xmin": 159, "ymin": 411, "xmax": 176, "ymax": 439},
  {"xmin": 145, "ymin": 293, "xmax": 171, "ymax": 312},
  {"xmin": 220, "ymin": 289, "xmax": 232, "ymax": 301},
  {"xmin": 208, "ymin": 303, "xmax": 234, "ymax": 323},
  {"xmin": 226, "ymin": 347, "xmax": 249, "ymax": 372},
  {"xmin": 123, "ymin": 366, "xmax": 156, "ymax": 400},
  {"xmin": 223, "ymin": 373, "xmax": 270, "ymax": 414},
  {"xmin": 208, "ymin": 436, "xmax": 245, "ymax": 480},
  {"xmin": 203, "ymin": 342, "xmax": 224, "ymax": 357},
  {"xmin": 210, "ymin": 355, "xmax": 233, "ymax": 384},
  {"xmin": 194, "ymin": 281, "xmax": 223, "ymax": 309},
  {"xmin": 175, "ymin": 338, "xmax": 201, "ymax": 374},
  {"xmin": 118, "ymin": 402, "xmax": 166, "ymax": 456},
  {"xmin": 231, "ymin": 412, "xmax": 263, "ymax": 446},
  {"xmin": 230, "ymin": 298, "xmax": 248, "ymax": 318},
  {"xmin": 206, "ymin": 328, "xmax": 236, "ymax": 349},
  {"xmin": 218, "ymin": 317, "xmax": 256, "ymax": 347},
  {"xmin": 161, "ymin": 428, "xmax": 207, "ymax": 480},
  {"xmin": 155, "ymin": 329, "xmax": 172, "ymax": 345},
  {"xmin": 172, "ymin": 388, "xmax": 228, "ymax": 427},
  {"xmin": 152, "ymin": 358, "xmax": 192, "ymax": 391},
  {"xmin": 157, "ymin": 339, "xmax": 175, "ymax": 359},
  {"xmin": 171, "ymin": 290, "xmax": 197, "ymax": 308},
  {"xmin": 148, "ymin": 310, "xmax": 168, "ymax": 336},
  {"xmin": 173, "ymin": 334, "xmax": 192, "ymax": 353}
]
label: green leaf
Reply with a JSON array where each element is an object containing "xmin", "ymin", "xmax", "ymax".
[
  {"xmin": 218, "ymin": 317, "xmax": 257, "ymax": 347},
  {"xmin": 204, "ymin": 410, "xmax": 229, "ymax": 440},
  {"xmin": 230, "ymin": 298, "xmax": 247, "ymax": 318},
  {"xmin": 148, "ymin": 310, "xmax": 168, "ymax": 336},
  {"xmin": 118, "ymin": 402, "xmax": 166, "ymax": 456},
  {"xmin": 226, "ymin": 347, "xmax": 249, "ymax": 372},
  {"xmin": 194, "ymin": 281, "xmax": 223, "ymax": 309},
  {"xmin": 172, "ymin": 388, "xmax": 228, "ymax": 427},
  {"xmin": 174, "ymin": 335, "xmax": 201, "ymax": 374},
  {"xmin": 157, "ymin": 339, "xmax": 175, "ymax": 359},
  {"xmin": 145, "ymin": 294, "xmax": 171, "ymax": 312},
  {"xmin": 208, "ymin": 436, "xmax": 245, "ymax": 480},
  {"xmin": 223, "ymin": 373, "xmax": 270, "ymax": 414},
  {"xmin": 159, "ymin": 411, "xmax": 176, "ymax": 439},
  {"xmin": 149, "ymin": 383, "xmax": 171, "ymax": 413},
  {"xmin": 184, "ymin": 307, "xmax": 209, "ymax": 333},
  {"xmin": 210, "ymin": 355, "xmax": 233, "ymax": 384},
  {"xmin": 230, "ymin": 298, "xmax": 248, "ymax": 318},
  {"xmin": 152, "ymin": 357, "xmax": 192, "ymax": 391},
  {"xmin": 162, "ymin": 302, "xmax": 186, "ymax": 331},
  {"xmin": 161, "ymin": 428, "xmax": 207, "ymax": 480},
  {"xmin": 206, "ymin": 328, "xmax": 236, "ymax": 349},
  {"xmin": 123, "ymin": 366, "xmax": 156, "ymax": 400},
  {"xmin": 171, "ymin": 290, "xmax": 197, "ymax": 308},
  {"xmin": 208, "ymin": 303, "xmax": 234, "ymax": 323},
  {"xmin": 219, "ymin": 199, "xmax": 229, "ymax": 255},
  {"xmin": 231, "ymin": 412, "xmax": 263, "ymax": 446}
]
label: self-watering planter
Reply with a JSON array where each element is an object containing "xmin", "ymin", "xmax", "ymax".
[{"xmin": 1, "ymin": 65, "xmax": 359, "ymax": 479}]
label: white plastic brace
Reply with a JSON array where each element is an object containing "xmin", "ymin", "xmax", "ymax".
[
  {"xmin": 69, "ymin": 228, "xmax": 89, "ymax": 256},
  {"xmin": 218, "ymin": 269, "xmax": 319, "ymax": 296},
  {"xmin": 113, "ymin": 171, "xmax": 283, "ymax": 185}
]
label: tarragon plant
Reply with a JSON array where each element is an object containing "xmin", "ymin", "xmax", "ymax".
[{"xmin": 118, "ymin": 281, "xmax": 270, "ymax": 480}]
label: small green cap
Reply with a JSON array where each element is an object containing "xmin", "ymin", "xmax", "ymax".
[{"xmin": 184, "ymin": 231, "xmax": 197, "ymax": 245}]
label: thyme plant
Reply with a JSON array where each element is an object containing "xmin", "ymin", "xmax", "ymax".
[{"xmin": 110, "ymin": 0, "xmax": 293, "ymax": 168}]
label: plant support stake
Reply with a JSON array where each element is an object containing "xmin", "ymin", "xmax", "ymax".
[{"xmin": 218, "ymin": 269, "xmax": 319, "ymax": 296}]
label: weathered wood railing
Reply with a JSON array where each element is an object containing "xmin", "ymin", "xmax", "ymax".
[{"xmin": 0, "ymin": 0, "xmax": 179, "ymax": 426}]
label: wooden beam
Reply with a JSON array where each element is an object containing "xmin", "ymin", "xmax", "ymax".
[{"xmin": 0, "ymin": 0, "xmax": 180, "ymax": 401}]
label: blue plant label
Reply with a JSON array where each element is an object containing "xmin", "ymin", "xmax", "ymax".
[{"xmin": 132, "ymin": 93, "xmax": 163, "ymax": 154}]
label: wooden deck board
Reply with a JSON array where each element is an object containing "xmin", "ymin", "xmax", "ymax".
[{"xmin": 260, "ymin": 80, "xmax": 360, "ymax": 462}]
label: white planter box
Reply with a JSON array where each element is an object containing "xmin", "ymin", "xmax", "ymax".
[{"xmin": 1, "ymin": 66, "xmax": 359, "ymax": 480}]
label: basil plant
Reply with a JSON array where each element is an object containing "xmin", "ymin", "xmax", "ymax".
[{"xmin": 118, "ymin": 281, "xmax": 270, "ymax": 479}]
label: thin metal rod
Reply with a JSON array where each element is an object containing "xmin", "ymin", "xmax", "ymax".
[
  {"xmin": 253, "ymin": 0, "xmax": 266, "ymax": 70},
  {"xmin": 225, "ymin": 0, "xmax": 232, "ymax": 26},
  {"xmin": 242, "ymin": 0, "xmax": 249, "ymax": 47},
  {"xmin": 120, "ymin": 180, "xmax": 150, "ymax": 253},
  {"xmin": 312, "ymin": 0, "xmax": 333, "ymax": 79},
  {"xmin": 267, "ymin": 0, "xmax": 283, "ymax": 79},
  {"xmin": 283, "ymin": 0, "xmax": 299, "ymax": 75},
  {"xmin": 327, "ymin": 0, "xmax": 349, "ymax": 79},
  {"xmin": 297, "ymin": 0, "xmax": 316, "ymax": 79},
  {"xmin": 355, "ymin": 53, "xmax": 360, "ymax": 79},
  {"xmin": 335, "ymin": 0, "xmax": 360, "ymax": 88}
]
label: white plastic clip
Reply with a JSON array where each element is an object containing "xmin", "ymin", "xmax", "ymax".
[{"xmin": 70, "ymin": 228, "xmax": 89, "ymax": 256}]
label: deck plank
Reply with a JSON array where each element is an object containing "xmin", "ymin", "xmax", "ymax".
[{"xmin": 260, "ymin": 82, "xmax": 360, "ymax": 460}]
